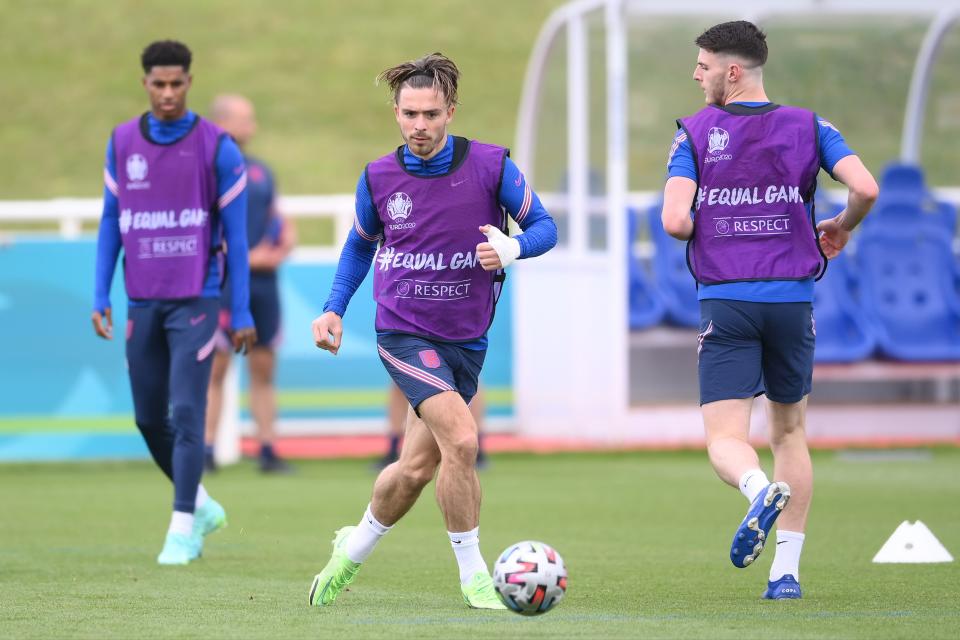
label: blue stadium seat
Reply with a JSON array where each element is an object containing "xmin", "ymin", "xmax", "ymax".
[
  {"xmin": 857, "ymin": 221, "xmax": 960, "ymax": 361},
  {"xmin": 627, "ymin": 208, "xmax": 665, "ymax": 330},
  {"xmin": 812, "ymin": 249, "xmax": 875, "ymax": 363},
  {"xmin": 865, "ymin": 163, "xmax": 957, "ymax": 232},
  {"xmin": 811, "ymin": 198, "xmax": 875, "ymax": 362},
  {"xmin": 879, "ymin": 163, "xmax": 925, "ymax": 195},
  {"xmin": 646, "ymin": 202, "xmax": 699, "ymax": 327}
]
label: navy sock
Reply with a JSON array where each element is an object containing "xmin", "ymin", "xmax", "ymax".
[
  {"xmin": 260, "ymin": 443, "xmax": 276, "ymax": 459},
  {"xmin": 387, "ymin": 435, "xmax": 400, "ymax": 458}
]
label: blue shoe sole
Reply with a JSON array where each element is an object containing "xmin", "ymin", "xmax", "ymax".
[{"xmin": 730, "ymin": 482, "xmax": 790, "ymax": 568}]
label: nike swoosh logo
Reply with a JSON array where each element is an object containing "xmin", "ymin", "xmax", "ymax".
[
  {"xmin": 453, "ymin": 540, "xmax": 462, "ymax": 544},
  {"xmin": 777, "ymin": 541, "xmax": 788, "ymax": 545},
  {"xmin": 189, "ymin": 314, "xmax": 207, "ymax": 326},
  {"xmin": 451, "ymin": 179, "xmax": 468, "ymax": 187}
]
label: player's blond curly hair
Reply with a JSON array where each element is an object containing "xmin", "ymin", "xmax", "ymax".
[{"xmin": 377, "ymin": 53, "xmax": 460, "ymax": 106}]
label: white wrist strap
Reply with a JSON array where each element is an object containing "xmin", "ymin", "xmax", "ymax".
[{"xmin": 482, "ymin": 227, "xmax": 521, "ymax": 268}]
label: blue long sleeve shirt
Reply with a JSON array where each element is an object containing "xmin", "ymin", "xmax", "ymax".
[
  {"xmin": 667, "ymin": 103, "xmax": 855, "ymax": 303},
  {"xmin": 94, "ymin": 111, "xmax": 254, "ymax": 330},
  {"xmin": 324, "ymin": 135, "xmax": 558, "ymax": 349}
]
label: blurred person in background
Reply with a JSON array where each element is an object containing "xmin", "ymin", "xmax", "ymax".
[
  {"xmin": 204, "ymin": 94, "xmax": 296, "ymax": 474},
  {"xmin": 92, "ymin": 40, "xmax": 256, "ymax": 565},
  {"xmin": 309, "ymin": 52, "xmax": 557, "ymax": 609},
  {"xmin": 376, "ymin": 382, "xmax": 488, "ymax": 470},
  {"xmin": 661, "ymin": 21, "xmax": 878, "ymax": 599}
]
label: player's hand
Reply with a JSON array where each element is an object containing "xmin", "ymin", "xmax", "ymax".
[
  {"xmin": 816, "ymin": 213, "xmax": 851, "ymax": 260},
  {"xmin": 312, "ymin": 311, "xmax": 343, "ymax": 355},
  {"xmin": 92, "ymin": 308, "xmax": 113, "ymax": 340},
  {"xmin": 477, "ymin": 225, "xmax": 520, "ymax": 271},
  {"xmin": 232, "ymin": 326, "xmax": 257, "ymax": 355},
  {"xmin": 247, "ymin": 243, "xmax": 274, "ymax": 270}
]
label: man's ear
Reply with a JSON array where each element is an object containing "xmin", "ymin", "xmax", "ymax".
[{"xmin": 728, "ymin": 62, "xmax": 741, "ymax": 82}]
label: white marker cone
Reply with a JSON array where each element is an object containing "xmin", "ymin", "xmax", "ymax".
[{"xmin": 872, "ymin": 520, "xmax": 954, "ymax": 563}]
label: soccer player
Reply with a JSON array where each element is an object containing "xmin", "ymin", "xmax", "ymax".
[
  {"xmin": 661, "ymin": 21, "xmax": 878, "ymax": 598},
  {"xmin": 308, "ymin": 53, "xmax": 557, "ymax": 609},
  {"xmin": 92, "ymin": 41, "xmax": 257, "ymax": 565},
  {"xmin": 204, "ymin": 94, "xmax": 296, "ymax": 474}
]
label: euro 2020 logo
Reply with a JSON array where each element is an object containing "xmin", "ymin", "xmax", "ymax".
[
  {"xmin": 707, "ymin": 127, "xmax": 729, "ymax": 154},
  {"xmin": 386, "ymin": 192, "xmax": 413, "ymax": 221},
  {"xmin": 126, "ymin": 154, "xmax": 148, "ymax": 182}
]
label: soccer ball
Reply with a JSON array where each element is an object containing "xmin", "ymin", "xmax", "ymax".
[{"xmin": 492, "ymin": 540, "xmax": 567, "ymax": 615}]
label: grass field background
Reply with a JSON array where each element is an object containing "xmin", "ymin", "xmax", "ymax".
[
  {"xmin": 2, "ymin": 449, "xmax": 958, "ymax": 639},
  {"xmin": 5, "ymin": 2, "xmax": 960, "ymax": 204}
]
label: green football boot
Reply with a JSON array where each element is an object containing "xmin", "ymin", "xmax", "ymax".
[
  {"xmin": 461, "ymin": 571, "xmax": 508, "ymax": 610},
  {"xmin": 191, "ymin": 497, "xmax": 227, "ymax": 556},
  {"xmin": 308, "ymin": 526, "xmax": 361, "ymax": 607},
  {"xmin": 157, "ymin": 532, "xmax": 200, "ymax": 565}
]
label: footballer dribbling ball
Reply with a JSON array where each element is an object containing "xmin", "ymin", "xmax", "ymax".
[{"xmin": 493, "ymin": 540, "xmax": 567, "ymax": 615}]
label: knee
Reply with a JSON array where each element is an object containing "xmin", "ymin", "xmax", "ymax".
[
  {"xmin": 397, "ymin": 457, "xmax": 438, "ymax": 490},
  {"xmin": 135, "ymin": 418, "xmax": 167, "ymax": 435},
  {"xmin": 705, "ymin": 431, "xmax": 748, "ymax": 452},
  {"xmin": 171, "ymin": 405, "xmax": 203, "ymax": 442},
  {"xmin": 251, "ymin": 367, "xmax": 274, "ymax": 387},
  {"xmin": 770, "ymin": 422, "xmax": 806, "ymax": 448},
  {"xmin": 443, "ymin": 432, "xmax": 479, "ymax": 466}
]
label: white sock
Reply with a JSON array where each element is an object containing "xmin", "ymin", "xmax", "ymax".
[
  {"xmin": 168, "ymin": 510, "xmax": 195, "ymax": 536},
  {"xmin": 739, "ymin": 468, "xmax": 770, "ymax": 503},
  {"xmin": 448, "ymin": 527, "xmax": 487, "ymax": 585},
  {"xmin": 195, "ymin": 484, "xmax": 210, "ymax": 509},
  {"xmin": 344, "ymin": 504, "xmax": 392, "ymax": 564},
  {"xmin": 769, "ymin": 530, "xmax": 805, "ymax": 581}
]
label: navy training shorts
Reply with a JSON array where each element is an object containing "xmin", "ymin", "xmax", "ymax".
[
  {"xmin": 697, "ymin": 299, "xmax": 815, "ymax": 405},
  {"xmin": 217, "ymin": 273, "xmax": 281, "ymax": 351},
  {"xmin": 376, "ymin": 333, "xmax": 485, "ymax": 413}
]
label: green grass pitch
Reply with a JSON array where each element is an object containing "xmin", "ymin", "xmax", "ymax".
[{"xmin": 2, "ymin": 449, "xmax": 958, "ymax": 638}]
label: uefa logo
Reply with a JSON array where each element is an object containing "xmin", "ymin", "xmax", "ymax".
[
  {"xmin": 716, "ymin": 219, "xmax": 731, "ymax": 235},
  {"xmin": 126, "ymin": 154, "xmax": 148, "ymax": 182},
  {"xmin": 397, "ymin": 280, "xmax": 411, "ymax": 296},
  {"xmin": 386, "ymin": 192, "xmax": 413, "ymax": 221},
  {"xmin": 707, "ymin": 127, "xmax": 730, "ymax": 154}
]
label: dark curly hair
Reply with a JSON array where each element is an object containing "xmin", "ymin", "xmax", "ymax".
[
  {"xmin": 377, "ymin": 52, "xmax": 460, "ymax": 106},
  {"xmin": 695, "ymin": 21, "xmax": 768, "ymax": 67},
  {"xmin": 141, "ymin": 40, "xmax": 192, "ymax": 73}
]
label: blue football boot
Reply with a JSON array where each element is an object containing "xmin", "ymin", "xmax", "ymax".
[
  {"xmin": 730, "ymin": 481, "xmax": 791, "ymax": 568},
  {"xmin": 763, "ymin": 574, "xmax": 802, "ymax": 599}
]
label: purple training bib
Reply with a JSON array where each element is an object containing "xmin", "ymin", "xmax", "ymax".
[
  {"xmin": 366, "ymin": 139, "xmax": 507, "ymax": 341},
  {"xmin": 679, "ymin": 104, "xmax": 825, "ymax": 284},
  {"xmin": 113, "ymin": 114, "xmax": 224, "ymax": 299}
]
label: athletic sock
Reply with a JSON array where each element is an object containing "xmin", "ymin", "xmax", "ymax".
[
  {"xmin": 344, "ymin": 504, "xmax": 392, "ymax": 564},
  {"xmin": 168, "ymin": 510, "xmax": 195, "ymax": 536},
  {"xmin": 769, "ymin": 529, "xmax": 805, "ymax": 581},
  {"xmin": 739, "ymin": 468, "xmax": 771, "ymax": 503},
  {"xmin": 195, "ymin": 484, "xmax": 210, "ymax": 509},
  {"xmin": 448, "ymin": 527, "xmax": 487, "ymax": 585},
  {"xmin": 386, "ymin": 435, "xmax": 400, "ymax": 459},
  {"xmin": 260, "ymin": 443, "xmax": 276, "ymax": 460}
]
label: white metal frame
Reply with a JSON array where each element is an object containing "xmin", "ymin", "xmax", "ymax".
[{"xmin": 510, "ymin": 0, "xmax": 960, "ymax": 443}]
